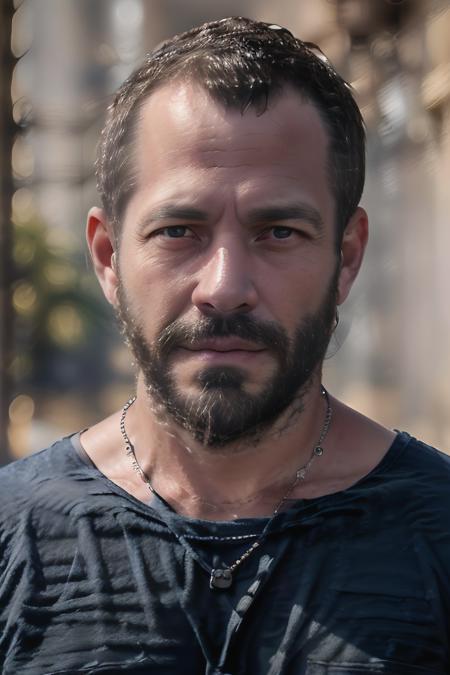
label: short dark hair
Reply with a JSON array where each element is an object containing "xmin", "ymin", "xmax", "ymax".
[{"xmin": 96, "ymin": 17, "xmax": 365, "ymax": 245}]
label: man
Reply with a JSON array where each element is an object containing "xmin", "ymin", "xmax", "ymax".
[{"xmin": 1, "ymin": 16, "xmax": 449, "ymax": 674}]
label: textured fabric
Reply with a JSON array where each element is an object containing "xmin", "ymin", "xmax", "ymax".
[{"xmin": 0, "ymin": 432, "xmax": 449, "ymax": 674}]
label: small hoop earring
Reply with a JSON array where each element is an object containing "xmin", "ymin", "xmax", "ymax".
[
  {"xmin": 334, "ymin": 307, "xmax": 339, "ymax": 332},
  {"xmin": 111, "ymin": 252, "xmax": 117, "ymax": 272}
]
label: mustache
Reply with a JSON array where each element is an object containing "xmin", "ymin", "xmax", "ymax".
[{"xmin": 156, "ymin": 314, "xmax": 289, "ymax": 357}]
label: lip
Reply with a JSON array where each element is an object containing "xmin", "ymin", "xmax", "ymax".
[
  {"xmin": 176, "ymin": 338, "xmax": 268, "ymax": 364},
  {"xmin": 180, "ymin": 338, "xmax": 266, "ymax": 353}
]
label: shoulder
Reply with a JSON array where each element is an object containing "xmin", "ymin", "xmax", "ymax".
[
  {"xmin": 348, "ymin": 431, "xmax": 450, "ymax": 541},
  {"xmin": 383, "ymin": 432, "xmax": 450, "ymax": 535},
  {"xmin": 0, "ymin": 435, "xmax": 78, "ymax": 487},
  {"xmin": 391, "ymin": 431, "xmax": 450, "ymax": 481},
  {"xmin": 0, "ymin": 436, "xmax": 92, "ymax": 528},
  {"xmin": 385, "ymin": 431, "xmax": 450, "ymax": 500}
]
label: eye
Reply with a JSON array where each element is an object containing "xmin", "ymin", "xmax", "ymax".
[
  {"xmin": 255, "ymin": 225, "xmax": 311, "ymax": 245},
  {"xmin": 161, "ymin": 226, "xmax": 189, "ymax": 238},
  {"xmin": 145, "ymin": 224, "xmax": 200, "ymax": 247},
  {"xmin": 271, "ymin": 226, "xmax": 294, "ymax": 239}
]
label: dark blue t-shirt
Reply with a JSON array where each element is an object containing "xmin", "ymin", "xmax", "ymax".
[{"xmin": 0, "ymin": 432, "xmax": 449, "ymax": 674}]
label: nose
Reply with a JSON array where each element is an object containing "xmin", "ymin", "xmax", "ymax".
[{"xmin": 191, "ymin": 240, "xmax": 259, "ymax": 316}]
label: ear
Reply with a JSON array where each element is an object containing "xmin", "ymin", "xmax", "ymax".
[
  {"xmin": 337, "ymin": 206, "xmax": 368, "ymax": 305},
  {"xmin": 86, "ymin": 207, "xmax": 119, "ymax": 307}
]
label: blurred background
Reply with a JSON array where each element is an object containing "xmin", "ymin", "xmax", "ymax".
[{"xmin": 1, "ymin": 0, "xmax": 449, "ymax": 464}]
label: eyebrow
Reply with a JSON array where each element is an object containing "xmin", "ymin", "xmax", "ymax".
[
  {"xmin": 137, "ymin": 201, "xmax": 324, "ymax": 233},
  {"xmin": 137, "ymin": 205, "xmax": 208, "ymax": 231},
  {"xmin": 246, "ymin": 203, "xmax": 324, "ymax": 233}
]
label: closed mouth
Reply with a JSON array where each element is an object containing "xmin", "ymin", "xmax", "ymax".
[{"xmin": 180, "ymin": 338, "xmax": 266, "ymax": 353}]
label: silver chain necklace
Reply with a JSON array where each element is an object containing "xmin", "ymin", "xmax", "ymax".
[{"xmin": 120, "ymin": 386, "xmax": 332, "ymax": 590}]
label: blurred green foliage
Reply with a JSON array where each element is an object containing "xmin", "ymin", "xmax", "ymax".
[{"xmin": 10, "ymin": 215, "xmax": 112, "ymax": 393}]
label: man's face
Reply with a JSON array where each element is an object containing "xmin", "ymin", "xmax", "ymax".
[{"xmin": 115, "ymin": 81, "xmax": 340, "ymax": 447}]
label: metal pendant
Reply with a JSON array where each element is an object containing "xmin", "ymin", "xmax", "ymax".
[{"xmin": 210, "ymin": 568, "xmax": 233, "ymax": 589}]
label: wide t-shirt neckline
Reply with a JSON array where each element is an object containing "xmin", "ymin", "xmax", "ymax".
[{"xmin": 69, "ymin": 430, "xmax": 412, "ymax": 539}]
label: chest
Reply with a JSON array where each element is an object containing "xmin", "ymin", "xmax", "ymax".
[{"xmin": 0, "ymin": 505, "xmax": 447, "ymax": 674}]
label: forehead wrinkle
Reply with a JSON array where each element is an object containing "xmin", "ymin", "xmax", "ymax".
[
  {"xmin": 198, "ymin": 162, "xmax": 268, "ymax": 170},
  {"xmin": 127, "ymin": 82, "xmax": 335, "ymax": 238},
  {"xmin": 194, "ymin": 144, "xmax": 271, "ymax": 164}
]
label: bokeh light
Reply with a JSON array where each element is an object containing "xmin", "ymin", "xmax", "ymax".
[
  {"xmin": 12, "ymin": 281, "xmax": 38, "ymax": 316},
  {"xmin": 47, "ymin": 304, "xmax": 85, "ymax": 346},
  {"xmin": 9, "ymin": 394, "xmax": 35, "ymax": 425},
  {"xmin": 13, "ymin": 236, "xmax": 36, "ymax": 266},
  {"xmin": 43, "ymin": 261, "xmax": 76, "ymax": 288},
  {"xmin": 12, "ymin": 135, "xmax": 34, "ymax": 179},
  {"xmin": 12, "ymin": 188, "xmax": 36, "ymax": 225}
]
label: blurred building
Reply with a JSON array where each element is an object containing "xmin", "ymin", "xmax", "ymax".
[{"xmin": 4, "ymin": 0, "xmax": 450, "ymax": 459}]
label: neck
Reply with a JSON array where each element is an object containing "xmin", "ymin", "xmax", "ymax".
[{"xmin": 124, "ymin": 373, "xmax": 331, "ymax": 519}]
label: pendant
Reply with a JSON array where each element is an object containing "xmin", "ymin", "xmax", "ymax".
[{"xmin": 210, "ymin": 568, "xmax": 233, "ymax": 589}]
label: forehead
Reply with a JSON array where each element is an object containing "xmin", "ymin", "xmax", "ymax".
[{"xmin": 127, "ymin": 80, "xmax": 332, "ymax": 218}]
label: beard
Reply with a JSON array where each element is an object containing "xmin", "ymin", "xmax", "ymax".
[{"xmin": 116, "ymin": 269, "xmax": 338, "ymax": 449}]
